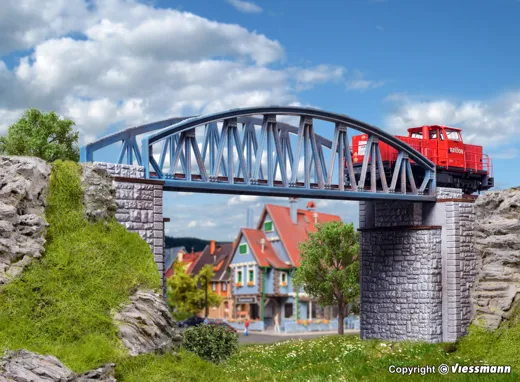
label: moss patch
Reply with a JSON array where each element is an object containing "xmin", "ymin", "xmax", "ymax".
[
  {"xmin": 456, "ymin": 305, "xmax": 520, "ymax": 368},
  {"xmin": 0, "ymin": 161, "xmax": 160, "ymax": 372}
]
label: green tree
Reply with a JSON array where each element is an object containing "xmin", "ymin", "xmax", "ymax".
[
  {"xmin": 167, "ymin": 260, "xmax": 223, "ymax": 316},
  {"xmin": 293, "ymin": 221, "xmax": 360, "ymax": 335},
  {"xmin": 0, "ymin": 108, "xmax": 79, "ymax": 162}
]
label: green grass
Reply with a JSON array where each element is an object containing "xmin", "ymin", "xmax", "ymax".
[
  {"xmin": 0, "ymin": 161, "xmax": 160, "ymax": 372},
  {"xmin": 221, "ymin": 335, "xmax": 518, "ymax": 381},
  {"xmin": 109, "ymin": 332, "xmax": 520, "ymax": 381},
  {"xmin": 116, "ymin": 350, "xmax": 229, "ymax": 382}
]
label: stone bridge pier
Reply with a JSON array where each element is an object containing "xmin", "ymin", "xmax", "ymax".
[
  {"xmin": 91, "ymin": 163, "xmax": 166, "ymax": 295},
  {"xmin": 359, "ymin": 187, "xmax": 477, "ymax": 343}
]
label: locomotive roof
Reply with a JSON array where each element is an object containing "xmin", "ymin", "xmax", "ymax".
[{"xmin": 407, "ymin": 125, "xmax": 462, "ymax": 132}]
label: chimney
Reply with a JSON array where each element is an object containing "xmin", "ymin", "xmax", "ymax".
[
  {"xmin": 191, "ymin": 247, "xmax": 194, "ymax": 254},
  {"xmin": 246, "ymin": 207, "xmax": 254, "ymax": 228},
  {"xmin": 178, "ymin": 250, "xmax": 184, "ymax": 263},
  {"xmin": 210, "ymin": 240, "xmax": 216, "ymax": 255},
  {"xmin": 289, "ymin": 197, "xmax": 298, "ymax": 224},
  {"xmin": 260, "ymin": 238, "xmax": 265, "ymax": 253},
  {"xmin": 313, "ymin": 211, "xmax": 318, "ymax": 225}
]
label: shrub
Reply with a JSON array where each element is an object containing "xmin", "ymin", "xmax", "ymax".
[{"xmin": 182, "ymin": 324, "xmax": 238, "ymax": 364}]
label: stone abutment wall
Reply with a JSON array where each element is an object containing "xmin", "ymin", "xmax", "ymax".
[
  {"xmin": 359, "ymin": 187, "xmax": 477, "ymax": 343},
  {"xmin": 92, "ymin": 163, "xmax": 165, "ymax": 294}
]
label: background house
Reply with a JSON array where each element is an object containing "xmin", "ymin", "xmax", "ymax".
[
  {"xmin": 189, "ymin": 240, "xmax": 234, "ymax": 319},
  {"xmin": 226, "ymin": 198, "xmax": 341, "ymax": 327},
  {"xmin": 165, "ymin": 247, "xmax": 202, "ymax": 279},
  {"xmin": 165, "ymin": 246, "xmax": 186, "ymax": 278}
]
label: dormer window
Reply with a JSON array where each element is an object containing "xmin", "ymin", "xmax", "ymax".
[
  {"xmin": 264, "ymin": 220, "xmax": 273, "ymax": 232},
  {"xmin": 239, "ymin": 243, "xmax": 248, "ymax": 255}
]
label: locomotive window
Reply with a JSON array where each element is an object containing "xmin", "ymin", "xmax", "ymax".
[
  {"xmin": 429, "ymin": 130, "xmax": 445, "ymax": 140},
  {"xmin": 445, "ymin": 130, "xmax": 461, "ymax": 141},
  {"xmin": 411, "ymin": 132, "xmax": 423, "ymax": 138}
]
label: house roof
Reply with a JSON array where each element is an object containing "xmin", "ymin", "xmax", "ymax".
[
  {"xmin": 259, "ymin": 204, "xmax": 341, "ymax": 267},
  {"xmin": 165, "ymin": 246, "xmax": 187, "ymax": 271},
  {"xmin": 241, "ymin": 228, "xmax": 291, "ymax": 269},
  {"xmin": 189, "ymin": 242, "xmax": 234, "ymax": 281},
  {"xmin": 184, "ymin": 251, "xmax": 202, "ymax": 274}
]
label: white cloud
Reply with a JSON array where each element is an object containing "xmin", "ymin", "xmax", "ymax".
[
  {"xmin": 0, "ymin": 0, "xmax": 361, "ymax": 146},
  {"xmin": 187, "ymin": 220, "xmax": 217, "ymax": 228},
  {"xmin": 228, "ymin": 195, "xmax": 261, "ymax": 205},
  {"xmin": 226, "ymin": 0, "xmax": 263, "ymax": 13},
  {"xmin": 488, "ymin": 147, "xmax": 519, "ymax": 160},
  {"xmin": 290, "ymin": 65, "xmax": 345, "ymax": 90},
  {"xmin": 384, "ymin": 91, "xmax": 520, "ymax": 150},
  {"xmin": 346, "ymin": 70, "xmax": 385, "ymax": 90},
  {"xmin": 0, "ymin": 108, "xmax": 24, "ymax": 135},
  {"xmin": 0, "ymin": 0, "xmax": 92, "ymax": 55}
]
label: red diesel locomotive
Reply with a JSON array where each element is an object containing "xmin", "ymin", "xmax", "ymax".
[{"xmin": 350, "ymin": 125, "xmax": 494, "ymax": 195}]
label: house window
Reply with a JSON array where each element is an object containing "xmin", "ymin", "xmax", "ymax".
[
  {"xmin": 284, "ymin": 303, "xmax": 293, "ymax": 318},
  {"xmin": 212, "ymin": 282, "xmax": 216, "ymax": 291},
  {"xmin": 264, "ymin": 221, "xmax": 273, "ymax": 232},
  {"xmin": 237, "ymin": 271, "xmax": 243, "ymax": 283},
  {"xmin": 222, "ymin": 282, "xmax": 227, "ymax": 291},
  {"xmin": 280, "ymin": 272, "xmax": 288, "ymax": 286},
  {"xmin": 239, "ymin": 243, "xmax": 248, "ymax": 255},
  {"xmin": 248, "ymin": 270, "xmax": 254, "ymax": 282}
]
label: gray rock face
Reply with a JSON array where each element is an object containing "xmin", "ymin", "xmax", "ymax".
[
  {"xmin": 0, "ymin": 156, "xmax": 51, "ymax": 285},
  {"xmin": 0, "ymin": 350, "xmax": 115, "ymax": 381},
  {"xmin": 80, "ymin": 165, "xmax": 117, "ymax": 222},
  {"xmin": 472, "ymin": 187, "xmax": 520, "ymax": 330},
  {"xmin": 113, "ymin": 289, "xmax": 182, "ymax": 356}
]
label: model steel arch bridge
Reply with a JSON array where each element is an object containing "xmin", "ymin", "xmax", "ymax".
[{"xmin": 80, "ymin": 106, "xmax": 436, "ymax": 201}]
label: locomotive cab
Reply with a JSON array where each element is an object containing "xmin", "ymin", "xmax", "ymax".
[{"xmin": 406, "ymin": 125, "xmax": 466, "ymax": 170}]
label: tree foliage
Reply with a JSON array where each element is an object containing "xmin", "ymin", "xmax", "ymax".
[
  {"xmin": 293, "ymin": 221, "xmax": 360, "ymax": 334},
  {"xmin": 0, "ymin": 108, "xmax": 79, "ymax": 162},
  {"xmin": 167, "ymin": 261, "xmax": 223, "ymax": 315}
]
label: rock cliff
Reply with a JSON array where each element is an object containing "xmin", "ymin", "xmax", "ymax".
[
  {"xmin": 80, "ymin": 164, "xmax": 117, "ymax": 222},
  {"xmin": 0, "ymin": 156, "xmax": 50, "ymax": 285},
  {"xmin": 113, "ymin": 289, "xmax": 182, "ymax": 356},
  {"xmin": 0, "ymin": 350, "xmax": 116, "ymax": 381},
  {"xmin": 472, "ymin": 187, "xmax": 520, "ymax": 330}
]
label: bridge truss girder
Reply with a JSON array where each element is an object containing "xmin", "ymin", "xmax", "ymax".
[{"xmin": 138, "ymin": 107, "xmax": 436, "ymax": 202}]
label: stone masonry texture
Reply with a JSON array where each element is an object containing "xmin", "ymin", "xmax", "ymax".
[
  {"xmin": 359, "ymin": 187, "xmax": 477, "ymax": 343},
  {"xmin": 92, "ymin": 162, "xmax": 165, "ymax": 293},
  {"xmin": 360, "ymin": 228, "xmax": 443, "ymax": 342},
  {"xmin": 374, "ymin": 201, "xmax": 423, "ymax": 227}
]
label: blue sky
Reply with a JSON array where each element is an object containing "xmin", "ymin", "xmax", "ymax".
[{"xmin": 0, "ymin": 0, "xmax": 519, "ymax": 240}]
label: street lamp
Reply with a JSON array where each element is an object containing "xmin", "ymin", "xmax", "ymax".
[{"xmin": 197, "ymin": 275, "xmax": 209, "ymax": 318}]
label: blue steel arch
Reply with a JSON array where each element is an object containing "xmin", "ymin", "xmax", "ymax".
[{"xmin": 136, "ymin": 106, "xmax": 436, "ymax": 201}]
